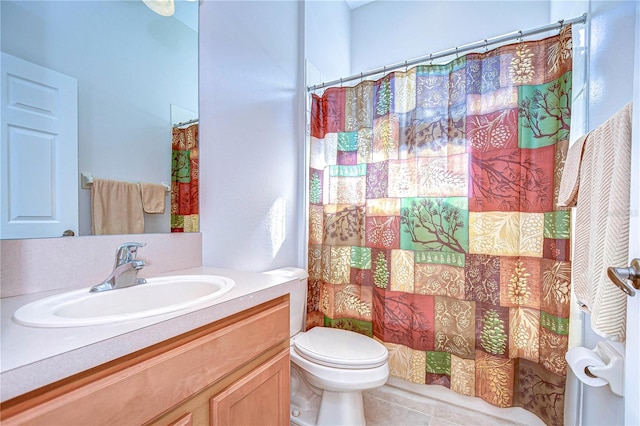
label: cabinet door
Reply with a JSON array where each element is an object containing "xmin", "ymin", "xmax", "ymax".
[{"xmin": 210, "ymin": 348, "xmax": 289, "ymax": 426}]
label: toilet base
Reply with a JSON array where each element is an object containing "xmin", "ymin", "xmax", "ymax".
[
  {"xmin": 291, "ymin": 364, "xmax": 367, "ymax": 426},
  {"xmin": 290, "ymin": 390, "xmax": 366, "ymax": 426},
  {"xmin": 290, "ymin": 397, "xmax": 319, "ymax": 426},
  {"xmin": 317, "ymin": 390, "xmax": 365, "ymax": 426}
]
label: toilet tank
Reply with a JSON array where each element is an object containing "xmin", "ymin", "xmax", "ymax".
[{"xmin": 263, "ymin": 267, "xmax": 308, "ymax": 338}]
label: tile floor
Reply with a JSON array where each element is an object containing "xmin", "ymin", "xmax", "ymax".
[{"xmin": 363, "ymin": 384, "xmax": 532, "ymax": 426}]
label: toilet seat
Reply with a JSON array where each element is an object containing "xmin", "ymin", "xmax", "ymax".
[{"xmin": 293, "ymin": 327, "xmax": 388, "ymax": 369}]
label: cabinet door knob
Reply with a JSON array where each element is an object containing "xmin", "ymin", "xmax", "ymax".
[{"xmin": 607, "ymin": 258, "xmax": 640, "ymax": 297}]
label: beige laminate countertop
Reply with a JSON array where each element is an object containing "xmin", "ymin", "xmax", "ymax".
[{"xmin": 0, "ymin": 267, "xmax": 298, "ymax": 402}]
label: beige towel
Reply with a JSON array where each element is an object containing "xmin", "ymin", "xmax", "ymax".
[
  {"xmin": 557, "ymin": 133, "xmax": 588, "ymax": 207},
  {"xmin": 563, "ymin": 102, "xmax": 632, "ymax": 342},
  {"xmin": 91, "ymin": 178, "xmax": 144, "ymax": 235},
  {"xmin": 138, "ymin": 183, "xmax": 166, "ymax": 214}
]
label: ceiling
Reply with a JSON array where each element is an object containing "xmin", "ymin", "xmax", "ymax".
[{"xmin": 345, "ymin": 0, "xmax": 375, "ymax": 10}]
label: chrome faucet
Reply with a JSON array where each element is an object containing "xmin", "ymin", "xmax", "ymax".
[{"xmin": 90, "ymin": 242, "xmax": 147, "ymax": 293}]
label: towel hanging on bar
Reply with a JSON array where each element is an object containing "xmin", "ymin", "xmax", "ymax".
[
  {"xmin": 558, "ymin": 102, "xmax": 633, "ymax": 342},
  {"xmin": 91, "ymin": 178, "xmax": 144, "ymax": 235}
]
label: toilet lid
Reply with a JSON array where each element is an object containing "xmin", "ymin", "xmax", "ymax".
[{"xmin": 293, "ymin": 327, "xmax": 388, "ymax": 369}]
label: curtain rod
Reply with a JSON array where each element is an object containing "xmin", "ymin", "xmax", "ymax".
[
  {"xmin": 307, "ymin": 13, "xmax": 587, "ymax": 92},
  {"xmin": 173, "ymin": 118, "xmax": 199, "ymax": 128}
]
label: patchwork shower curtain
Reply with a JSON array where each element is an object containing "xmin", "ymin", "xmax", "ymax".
[
  {"xmin": 307, "ymin": 27, "xmax": 573, "ymax": 426},
  {"xmin": 171, "ymin": 123, "xmax": 199, "ymax": 232}
]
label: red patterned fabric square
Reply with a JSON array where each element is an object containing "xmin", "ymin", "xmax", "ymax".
[
  {"xmin": 466, "ymin": 108, "xmax": 519, "ymax": 153},
  {"xmin": 373, "ymin": 287, "xmax": 435, "ymax": 351},
  {"xmin": 324, "ymin": 88, "xmax": 346, "ymax": 134},
  {"xmin": 365, "ymin": 216, "xmax": 400, "ymax": 249},
  {"xmin": 470, "ymin": 144, "xmax": 555, "ymax": 213}
]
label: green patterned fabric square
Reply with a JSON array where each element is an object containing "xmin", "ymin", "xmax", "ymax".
[
  {"xmin": 415, "ymin": 250, "xmax": 466, "ymax": 267},
  {"xmin": 518, "ymin": 72, "xmax": 572, "ymax": 149},
  {"xmin": 351, "ymin": 246, "xmax": 372, "ymax": 269},
  {"xmin": 329, "ymin": 164, "xmax": 367, "ymax": 177},
  {"xmin": 540, "ymin": 311, "xmax": 569, "ymax": 335},
  {"xmin": 400, "ymin": 197, "xmax": 468, "ymax": 254},
  {"xmin": 416, "ymin": 56, "xmax": 466, "ymax": 76},
  {"xmin": 324, "ymin": 317, "xmax": 373, "ymax": 337},
  {"xmin": 338, "ymin": 132, "xmax": 358, "ymax": 151},
  {"xmin": 309, "ymin": 171, "xmax": 323, "ymax": 204},
  {"xmin": 172, "ymin": 150, "xmax": 191, "ymax": 183},
  {"xmin": 426, "ymin": 351, "xmax": 451, "ymax": 375},
  {"xmin": 171, "ymin": 214, "xmax": 184, "ymax": 228},
  {"xmin": 544, "ymin": 211, "xmax": 571, "ymax": 239}
]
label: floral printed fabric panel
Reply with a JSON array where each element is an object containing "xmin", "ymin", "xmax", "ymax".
[
  {"xmin": 171, "ymin": 124, "xmax": 199, "ymax": 232},
  {"xmin": 308, "ymin": 27, "xmax": 574, "ymax": 426}
]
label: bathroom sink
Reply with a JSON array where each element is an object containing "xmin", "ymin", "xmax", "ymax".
[{"xmin": 12, "ymin": 275, "xmax": 235, "ymax": 328}]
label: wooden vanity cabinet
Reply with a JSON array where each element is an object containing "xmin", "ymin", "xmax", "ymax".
[{"xmin": 0, "ymin": 296, "xmax": 291, "ymax": 426}]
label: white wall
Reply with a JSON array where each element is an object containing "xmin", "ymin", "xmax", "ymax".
[
  {"xmin": 199, "ymin": 0, "xmax": 304, "ymax": 272},
  {"xmin": 350, "ymin": 0, "xmax": 550, "ymax": 73},
  {"xmin": 550, "ymin": 2, "xmax": 637, "ymax": 425},
  {"xmin": 1, "ymin": 0, "xmax": 198, "ymax": 236},
  {"xmin": 305, "ymin": 0, "xmax": 352, "ymax": 84}
]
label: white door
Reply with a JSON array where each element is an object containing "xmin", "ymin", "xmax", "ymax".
[
  {"xmin": 624, "ymin": 3, "xmax": 640, "ymax": 422},
  {"xmin": 1, "ymin": 52, "xmax": 78, "ymax": 239}
]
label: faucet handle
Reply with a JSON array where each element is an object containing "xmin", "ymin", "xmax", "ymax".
[{"xmin": 115, "ymin": 242, "xmax": 146, "ymax": 267}]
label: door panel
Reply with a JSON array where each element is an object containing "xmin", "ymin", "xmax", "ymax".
[
  {"xmin": 1, "ymin": 52, "xmax": 78, "ymax": 238},
  {"xmin": 624, "ymin": 2, "xmax": 640, "ymax": 422}
]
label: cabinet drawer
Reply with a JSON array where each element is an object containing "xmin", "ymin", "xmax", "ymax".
[{"xmin": 1, "ymin": 297, "xmax": 290, "ymax": 425}]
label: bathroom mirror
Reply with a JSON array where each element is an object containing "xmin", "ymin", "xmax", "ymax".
[{"xmin": 0, "ymin": 0, "xmax": 198, "ymax": 238}]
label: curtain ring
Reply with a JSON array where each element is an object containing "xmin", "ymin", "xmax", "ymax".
[
  {"xmin": 405, "ymin": 60, "xmax": 408, "ymax": 73},
  {"xmin": 558, "ymin": 18, "xmax": 565, "ymax": 33},
  {"xmin": 518, "ymin": 30, "xmax": 523, "ymax": 43},
  {"xmin": 455, "ymin": 47, "xmax": 459, "ymax": 58},
  {"xmin": 429, "ymin": 53, "xmax": 433, "ymax": 66},
  {"xmin": 484, "ymin": 39, "xmax": 489, "ymax": 53},
  {"xmin": 340, "ymin": 78, "xmax": 343, "ymax": 87},
  {"xmin": 360, "ymin": 72, "xmax": 363, "ymax": 83}
]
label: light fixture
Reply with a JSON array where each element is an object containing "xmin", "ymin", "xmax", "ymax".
[{"xmin": 143, "ymin": 0, "xmax": 175, "ymax": 17}]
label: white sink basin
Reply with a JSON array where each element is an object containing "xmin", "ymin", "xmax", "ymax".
[{"xmin": 12, "ymin": 275, "xmax": 235, "ymax": 328}]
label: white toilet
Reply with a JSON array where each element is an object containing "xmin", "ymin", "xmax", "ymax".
[{"xmin": 264, "ymin": 267, "xmax": 389, "ymax": 426}]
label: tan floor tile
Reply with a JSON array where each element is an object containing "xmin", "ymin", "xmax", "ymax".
[{"xmin": 365, "ymin": 385, "xmax": 527, "ymax": 426}]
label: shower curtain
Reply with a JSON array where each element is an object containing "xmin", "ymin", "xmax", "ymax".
[
  {"xmin": 171, "ymin": 123, "xmax": 199, "ymax": 232},
  {"xmin": 307, "ymin": 27, "xmax": 573, "ymax": 426}
]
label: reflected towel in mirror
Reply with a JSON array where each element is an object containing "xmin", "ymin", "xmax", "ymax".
[
  {"xmin": 139, "ymin": 182, "xmax": 166, "ymax": 214},
  {"xmin": 91, "ymin": 178, "xmax": 144, "ymax": 235}
]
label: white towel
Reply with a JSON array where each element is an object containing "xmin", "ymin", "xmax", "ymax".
[{"xmin": 559, "ymin": 102, "xmax": 632, "ymax": 341}]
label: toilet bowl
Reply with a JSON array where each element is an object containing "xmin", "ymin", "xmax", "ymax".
[{"xmin": 264, "ymin": 267, "xmax": 389, "ymax": 426}]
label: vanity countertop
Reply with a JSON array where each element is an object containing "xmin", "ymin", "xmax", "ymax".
[{"xmin": 0, "ymin": 267, "xmax": 298, "ymax": 403}]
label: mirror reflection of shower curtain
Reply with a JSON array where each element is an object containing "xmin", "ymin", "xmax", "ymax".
[{"xmin": 171, "ymin": 123, "xmax": 199, "ymax": 232}]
